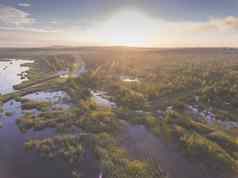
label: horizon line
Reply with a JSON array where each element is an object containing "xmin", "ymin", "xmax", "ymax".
[{"xmin": 0, "ymin": 45, "xmax": 237, "ymax": 50}]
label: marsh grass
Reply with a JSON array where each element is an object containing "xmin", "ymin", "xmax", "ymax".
[{"xmin": 21, "ymin": 100, "xmax": 51, "ymax": 112}]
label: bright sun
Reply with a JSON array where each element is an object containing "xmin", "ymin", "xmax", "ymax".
[{"xmin": 97, "ymin": 10, "xmax": 158, "ymax": 47}]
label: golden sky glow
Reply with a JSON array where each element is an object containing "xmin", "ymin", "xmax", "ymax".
[{"xmin": 94, "ymin": 10, "xmax": 158, "ymax": 46}]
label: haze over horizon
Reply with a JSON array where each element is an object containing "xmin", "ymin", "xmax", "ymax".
[{"xmin": 1, "ymin": 0, "xmax": 238, "ymax": 48}]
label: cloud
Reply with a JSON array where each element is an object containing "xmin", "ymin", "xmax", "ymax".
[
  {"xmin": 193, "ymin": 16, "xmax": 238, "ymax": 32},
  {"xmin": 49, "ymin": 21, "xmax": 57, "ymax": 24},
  {"xmin": 0, "ymin": 4, "xmax": 61, "ymax": 34},
  {"xmin": 0, "ymin": 26, "xmax": 60, "ymax": 33},
  {"xmin": 0, "ymin": 4, "xmax": 34, "ymax": 26},
  {"xmin": 18, "ymin": 3, "xmax": 31, "ymax": 7}
]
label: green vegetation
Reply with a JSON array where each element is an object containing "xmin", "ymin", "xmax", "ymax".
[
  {"xmin": 111, "ymin": 84, "xmax": 149, "ymax": 110},
  {"xmin": 169, "ymin": 111, "xmax": 238, "ymax": 172},
  {"xmin": 80, "ymin": 109, "xmax": 118, "ymax": 133},
  {"xmin": 80, "ymin": 48, "xmax": 238, "ymax": 176},
  {"xmin": 180, "ymin": 131, "xmax": 237, "ymax": 171},
  {"xmin": 14, "ymin": 55, "xmax": 163, "ymax": 178},
  {"xmin": 16, "ymin": 110, "xmax": 75, "ymax": 132},
  {"xmin": 25, "ymin": 135, "xmax": 84, "ymax": 162},
  {"xmin": 21, "ymin": 100, "xmax": 51, "ymax": 112},
  {"xmin": 2, "ymin": 48, "xmax": 238, "ymax": 178}
]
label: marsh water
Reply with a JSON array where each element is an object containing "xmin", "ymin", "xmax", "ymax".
[
  {"xmin": 0, "ymin": 59, "xmax": 33, "ymax": 94},
  {"xmin": 120, "ymin": 123, "xmax": 208, "ymax": 178},
  {"xmin": 0, "ymin": 59, "xmax": 72, "ymax": 178},
  {"xmin": 91, "ymin": 90, "xmax": 116, "ymax": 108},
  {"xmin": 23, "ymin": 91, "xmax": 72, "ymax": 110}
]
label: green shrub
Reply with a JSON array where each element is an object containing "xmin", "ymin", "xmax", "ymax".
[
  {"xmin": 144, "ymin": 115, "xmax": 158, "ymax": 128},
  {"xmin": 80, "ymin": 109, "xmax": 118, "ymax": 133},
  {"xmin": 21, "ymin": 100, "xmax": 51, "ymax": 112}
]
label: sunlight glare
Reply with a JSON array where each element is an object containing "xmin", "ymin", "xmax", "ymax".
[{"xmin": 97, "ymin": 10, "xmax": 158, "ymax": 46}]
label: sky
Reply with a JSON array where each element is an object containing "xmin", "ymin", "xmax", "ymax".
[{"xmin": 0, "ymin": 0, "xmax": 238, "ymax": 47}]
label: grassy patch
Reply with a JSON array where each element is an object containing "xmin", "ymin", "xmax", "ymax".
[
  {"xmin": 21, "ymin": 100, "xmax": 51, "ymax": 112},
  {"xmin": 80, "ymin": 109, "xmax": 118, "ymax": 133}
]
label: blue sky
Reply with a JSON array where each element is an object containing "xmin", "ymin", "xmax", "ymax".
[
  {"xmin": 0, "ymin": 0, "xmax": 238, "ymax": 47},
  {"xmin": 5, "ymin": 0, "xmax": 238, "ymax": 22}
]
